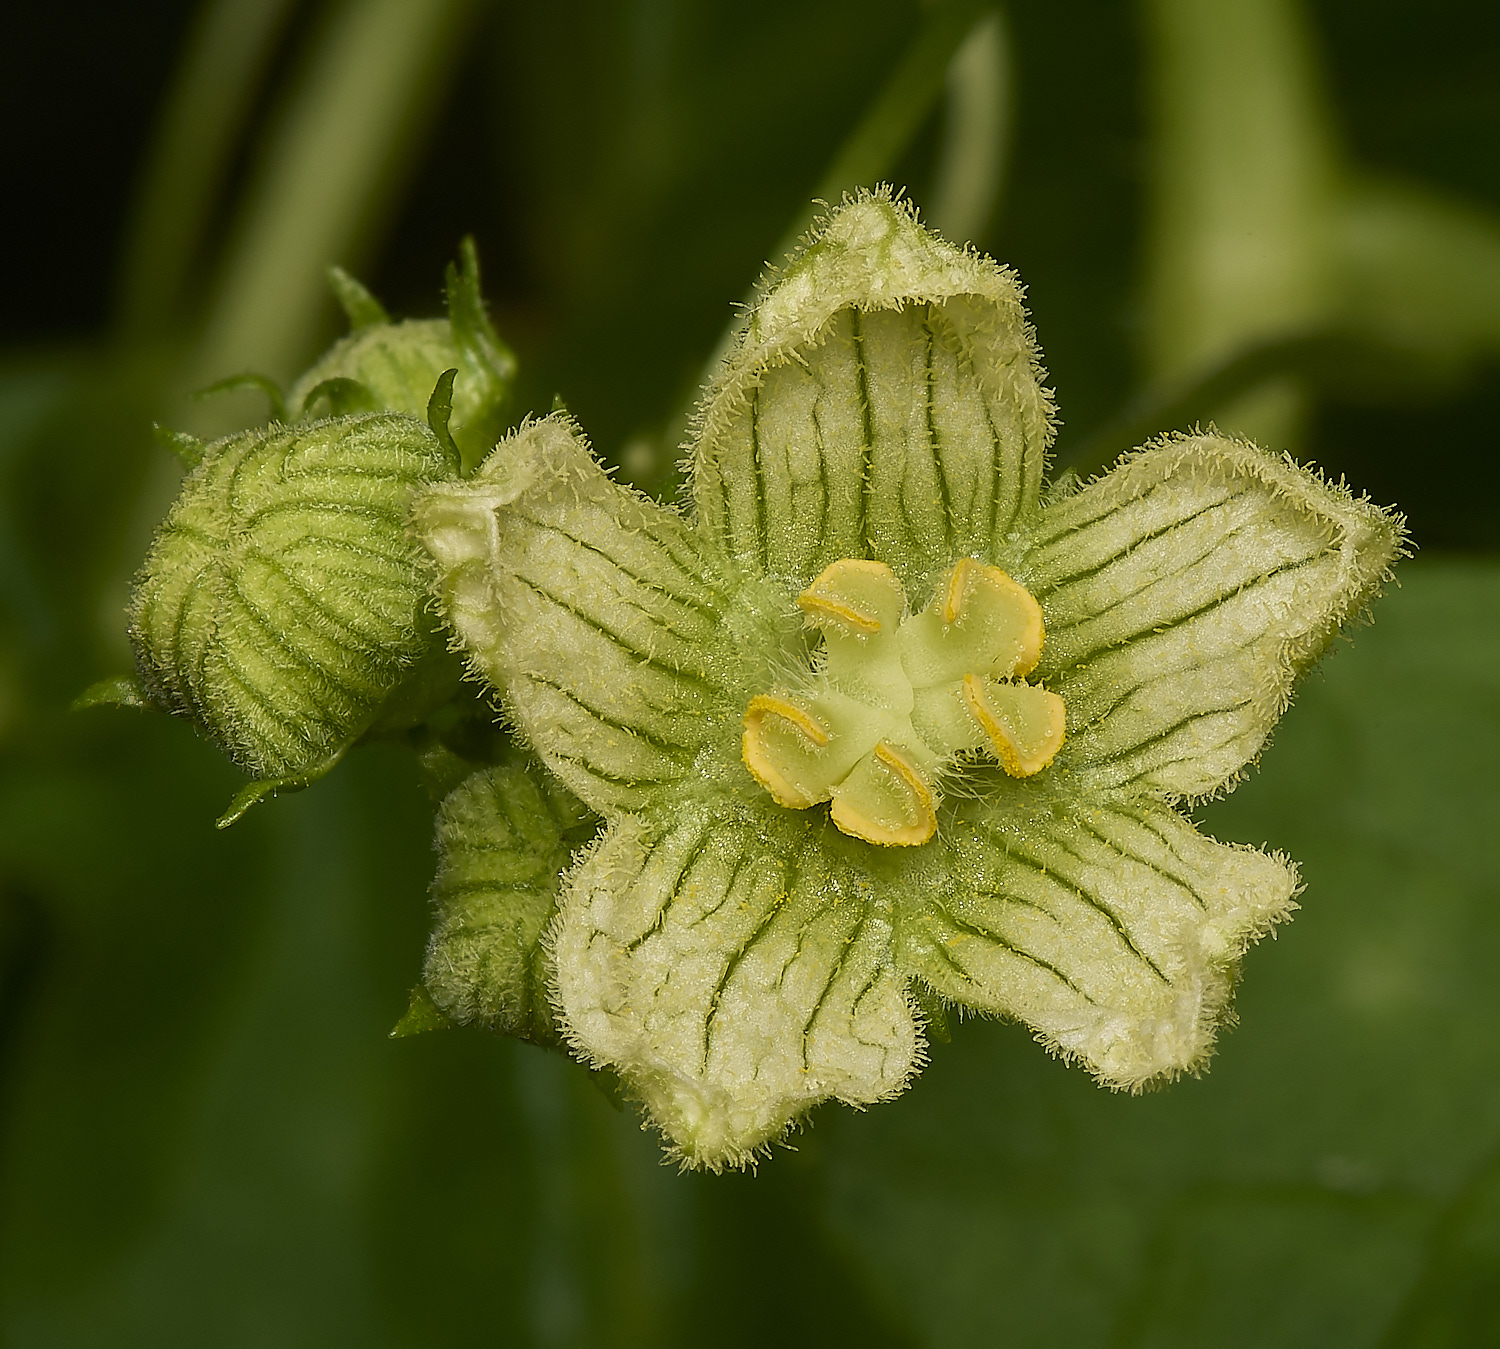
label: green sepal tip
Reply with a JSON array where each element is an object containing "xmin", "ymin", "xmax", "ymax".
[
  {"xmin": 298, "ymin": 376, "xmax": 379, "ymax": 418},
  {"xmin": 446, "ymin": 235, "xmax": 516, "ymax": 386},
  {"xmin": 585, "ymin": 1065, "xmax": 628, "ymax": 1113},
  {"xmin": 214, "ymin": 751, "xmax": 344, "ymax": 829},
  {"xmin": 192, "ymin": 372, "xmax": 288, "ymax": 423},
  {"xmin": 911, "ymin": 982, "xmax": 952, "ymax": 1044},
  {"xmin": 327, "ymin": 264, "xmax": 390, "ymax": 330},
  {"xmin": 71, "ymin": 676, "xmax": 149, "ymax": 712},
  {"xmin": 152, "ymin": 424, "xmax": 205, "ymax": 469},
  {"xmin": 426, "ymin": 368, "xmax": 462, "ymax": 470},
  {"xmin": 389, "ymin": 983, "xmax": 452, "ymax": 1038}
]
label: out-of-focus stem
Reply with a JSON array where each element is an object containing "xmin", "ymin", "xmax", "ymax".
[
  {"xmin": 1143, "ymin": 0, "xmax": 1335, "ymax": 448},
  {"xmin": 185, "ymin": 0, "xmax": 477, "ymax": 433},
  {"xmin": 679, "ymin": 0, "xmax": 995, "ymax": 443},
  {"xmin": 116, "ymin": 0, "xmax": 300, "ymax": 340},
  {"xmin": 927, "ymin": 10, "xmax": 1012, "ymax": 247}
]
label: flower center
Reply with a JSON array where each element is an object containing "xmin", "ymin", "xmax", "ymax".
[{"xmin": 742, "ymin": 558, "xmax": 1066, "ymax": 847}]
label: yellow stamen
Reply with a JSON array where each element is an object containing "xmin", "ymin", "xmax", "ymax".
[
  {"xmin": 940, "ymin": 559, "xmax": 1046, "ymax": 676},
  {"xmin": 797, "ymin": 558, "xmax": 902, "ymax": 635},
  {"xmin": 961, "ymin": 674, "xmax": 1066, "ymax": 777},
  {"xmin": 742, "ymin": 693, "xmax": 830, "ymax": 808},
  {"xmin": 829, "ymin": 741, "xmax": 938, "ymax": 847}
]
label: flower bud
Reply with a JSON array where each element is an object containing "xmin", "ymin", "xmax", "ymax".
[
  {"xmin": 128, "ymin": 413, "xmax": 455, "ymax": 789},
  {"xmin": 288, "ymin": 239, "xmax": 515, "ymax": 470},
  {"xmin": 422, "ymin": 759, "xmax": 596, "ymax": 1045}
]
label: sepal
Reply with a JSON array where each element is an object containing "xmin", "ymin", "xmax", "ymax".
[
  {"xmin": 213, "ymin": 748, "xmax": 350, "ymax": 829},
  {"xmin": 288, "ymin": 243, "xmax": 515, "ymax": 468},
  {"xmin": 327, "ymin": 264, "xmax": 390, "ymax": 330},
  {"xmin": 390, "ymin": 984, "xmax": 452, "ymax": 1038},
  {"xmin": 192, "ymin": 373, "xmax": 287, "ymax": 423},
  {"xmin": 72, "ymin": 676, "xmax": 149, "ymax": 711}
]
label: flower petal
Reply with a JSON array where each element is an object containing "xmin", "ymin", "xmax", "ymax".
[
  {"xmin": 415, "ymin": 415, "xmax": 736, "ymax": 814},
  {"xmin": 422, "ymin": 760, "xmax": 594, "ymax": 1044},
  {"xmin": 1024, "ymin": 434, "xmax": 1404, "ymax": 798},
  {"xmin": 899, "ymin": 790, "xmax": 1298, "ymax": 1086},
  {"xmin": 690, "ymin": 190, "xmax": 1054, "ymax": 589},
  {"xmin": 552, "ymin": 808, "xmax": 921, "ymax": 1169}
]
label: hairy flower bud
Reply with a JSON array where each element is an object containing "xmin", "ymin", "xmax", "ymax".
[
  {"xmin": 422, "ymin": 759, "xmax": 597, "ymax": 1045},
  {"xmin": 288, "ymin": 239, "xmax": 515, "ymax": 470},
  {"xmin": 128, "ymin": 413, "xmax": 455, "ymax": 798}
]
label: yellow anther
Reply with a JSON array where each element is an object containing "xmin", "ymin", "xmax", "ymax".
[
  {"xmin": 829, "ymin": 741, "xmax": 938, "ymax": 847},
  {"xmin": 961, "ymin": 674, "xmax": 1066, "ymax": 778},
  {"xmin": 743, "ymin": 557, "xmax": 1065, "ymax": 845},
  {"xmin": 798, "ymin": 558, "xmax": 905, "ymax": 636},
  {"xmin": 939, "ymin": 559, "xmax": 1045, "ymax": 676},
  {"xmin": 939, "ymin": 557, "xmax": 982, "ymax": 624},
  {"xmin": 742, "ymin": 694, "xmax": 830, "ymax": 808}
]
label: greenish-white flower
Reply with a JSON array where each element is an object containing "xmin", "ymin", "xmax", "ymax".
[{"xmin": 416, "ymin": 191, "xmax": 1404, "ymax": 1169}]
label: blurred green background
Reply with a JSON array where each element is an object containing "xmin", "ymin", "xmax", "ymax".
[{"xmin": 3, "ymin": 1, "xmax": 1499, "ymax": 1343}]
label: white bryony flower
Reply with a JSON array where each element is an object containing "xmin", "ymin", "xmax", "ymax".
[{"xmin": 415, "ymin": 191, "xmax": 1405, "ymax": 1170}]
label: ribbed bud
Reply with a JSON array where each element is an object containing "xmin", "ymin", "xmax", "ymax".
[
  {"xmin": 423, "ymin": 760, "xmax": 596, "ymax": 1045},
  {"xmin": 128, "ymin": 413, "xmax": 454, "ymax": 782}
]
